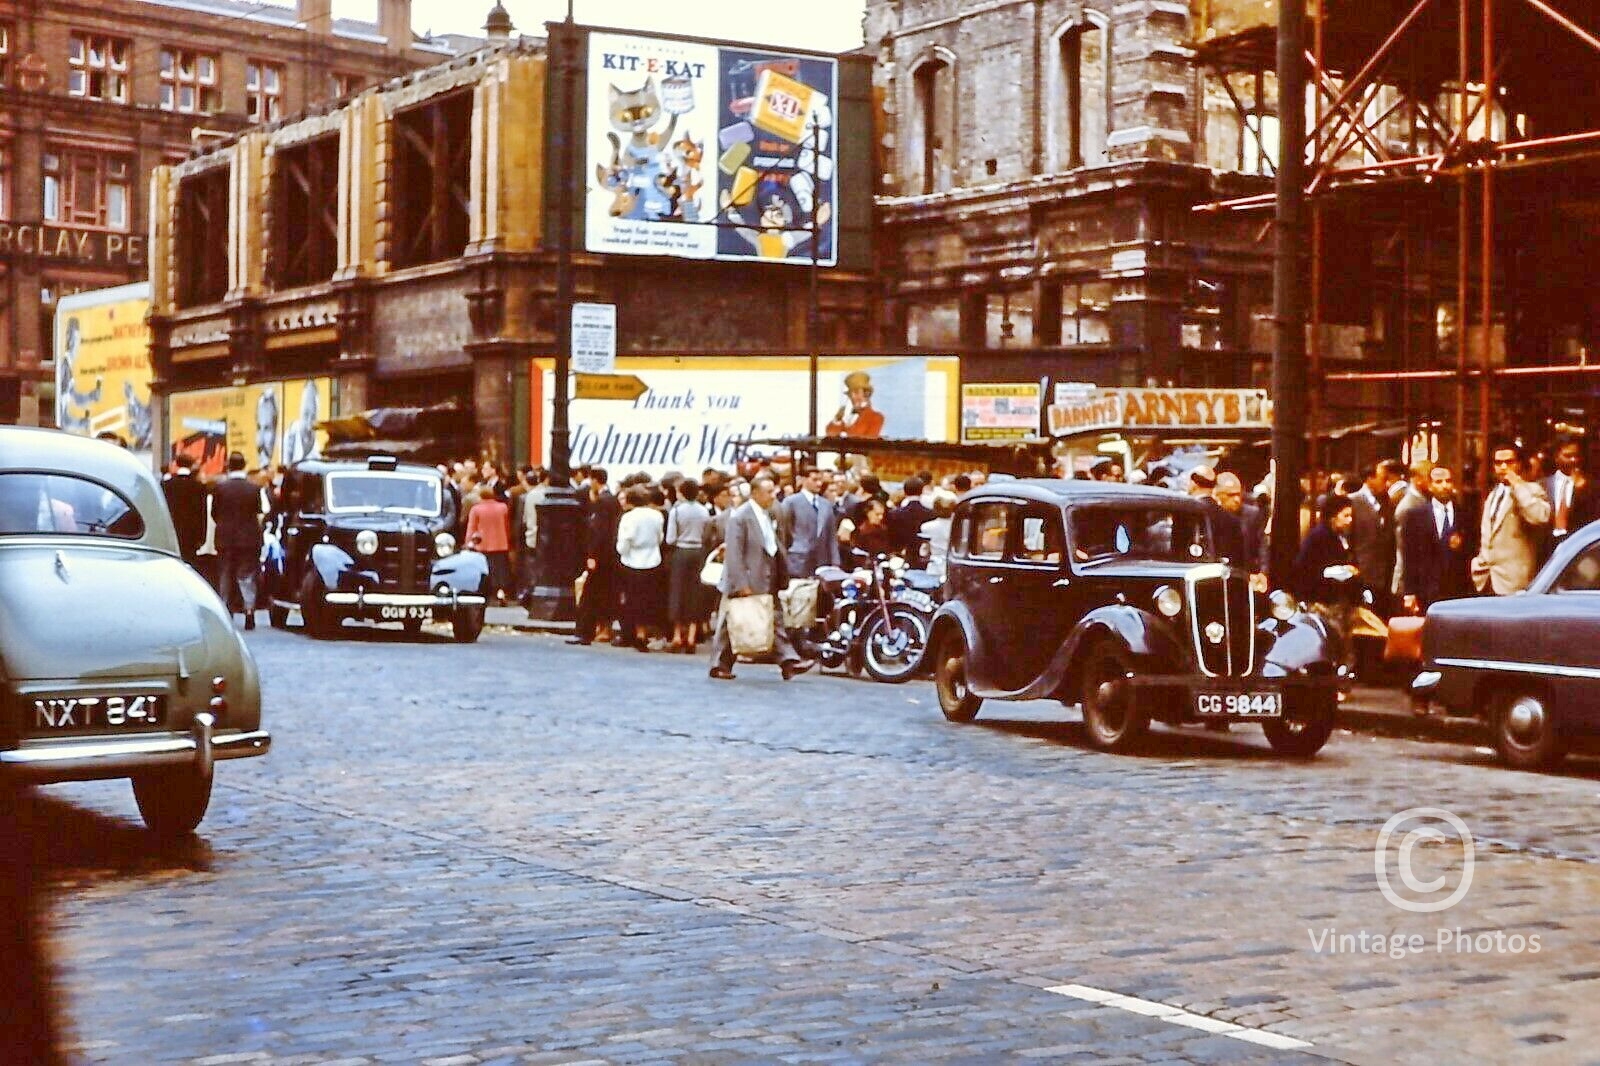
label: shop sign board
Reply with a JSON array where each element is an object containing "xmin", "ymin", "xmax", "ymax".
[{"xmin": 1047, "ymin": 387, "xmax": 1273, "ymax": 437}]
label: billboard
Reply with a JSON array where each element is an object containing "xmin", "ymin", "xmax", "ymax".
[
  {"xmin": 1047, "ymin": 386, "xmax": 1273, "ymax": 437},
  {"xmin": 52, "ymin": 283, "xmax": 154, "ymax": 460},
  {"xmin": 961, "ymin": 383, "xmax": 1042, "ymax": 443},
  {"xmin": 585, "ymin": 31, "xmax": 837, "ymax": 265},
  {"xmin": 166, "ymin": 377, "xmax": 335, "ymax": 476},
  {"xmin": 532, "ymin": 356, "xmax": 958, "ymax": 481}
]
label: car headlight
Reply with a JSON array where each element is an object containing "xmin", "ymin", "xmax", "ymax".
[
  {"xmin": 1269, "ymin": 589, "xmax": 1298, "ymax": 621},
  {"xmin": 435, "ymin": 532, "xmax": 456, "ymax": 557},
  {"xmin": 355, "ymin": 529, "xmax": 379, "ymax": 556},
  {"xmin": 1153, "ymin": 585, "xmax": 1183, "ymax": 618}
]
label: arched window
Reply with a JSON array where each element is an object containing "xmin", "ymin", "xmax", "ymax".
[
  {"xmin": 1051, "ymin": 16, "xmax": 1110, "ymax": 170},
  {"xmin": 912, "ymin": 52, "xmax": 956, "ymax": 194}
]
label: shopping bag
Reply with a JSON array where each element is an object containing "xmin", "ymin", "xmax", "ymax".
[
  {"xmin": 726, "ymin": 593, "xmax": 776, "ymax": 657},
  {"xmin": 1382, "ymin": 615, "xmax": 1425, "ymax": 663},
  {"xmin": 699, "ymin": 544, "xmax": 726, "ymax": 588},
  {"xmin": 779, "ymin": 578, "xmax": 820, "ymax": 630},
  {"xmin": 573, "ymin": 570, "xmax": 588, "ymax": 607},
  {"xmin": 1351, "ymin": 605, "xmax": 1389, "ymax": 640}
]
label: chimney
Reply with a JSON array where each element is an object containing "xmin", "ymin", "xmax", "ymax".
[
  {"xmin": 295, "ymin": 0, "xmax": 332, "ymax": 35},
  {"xmin": 379, "ymin": 0, "xmax": 413, "ymax": 53},
  {"xmin": 483, "ymin": 2, "xmax": 514, "ymax": 42}
]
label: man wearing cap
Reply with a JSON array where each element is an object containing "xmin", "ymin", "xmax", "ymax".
[{"xmin": 825, "ymin": 371, "xmax": 885, "ymax": 439}]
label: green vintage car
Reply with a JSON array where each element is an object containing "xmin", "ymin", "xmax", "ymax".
[{"xmin": 0, "ymin": 427, "xmax": 270, "ymax": 836}]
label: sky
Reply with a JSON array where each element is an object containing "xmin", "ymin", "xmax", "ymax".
[{"xmin": 328, "ymin": 0, "xmax": 868, "ymax": 52}]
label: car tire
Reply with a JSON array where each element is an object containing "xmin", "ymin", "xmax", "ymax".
[
  {"xmin": 1079, "ymin": 643, "xmax": 1149, "ymax": 752},
  {"xmin": 131, "ymin": 767, "xmax": 213, "ymax": 839},
  {"xmin": 1263, "ymin": 705, "xmax": 1335, "ymax": 758},
  {"xmin": 452, "ymin": 606, "xmax": 485, "ymax": 644},
  {"xmin": 933, "ymin": 629, "xmax": 983, "ymax": 723},
  {"xmin": 268, "ymin": 603, "xmax": 289, "ymax": 629},
  {"xmin": 860, "ymin": 607, "xmax": 930, "ymax": 684},
  {"xmin": 1492, "ymin": 688, "xmax": 1565, "ymax": 770},
  {"xmin": 299, "ymin": 573, "xmax": 337, "ymax": 640}
]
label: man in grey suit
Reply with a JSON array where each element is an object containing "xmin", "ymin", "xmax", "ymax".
[
  {"xmin": 709, "ymin": 475, "xmax": 816, "ymax": 681},
  {"xmin": 1347, "ymin": 461, "xmax": 1399, "ymax": 613},
  {"xmin": 778, "ymin": 466, "xmax": 839, "ymax": 578}
]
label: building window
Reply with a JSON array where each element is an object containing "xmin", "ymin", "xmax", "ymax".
[
  {"xmin": 43, "ymin": 149, "xmax": 133, "ymax": 229},
  {"xmin": 68, "ymin": 32, "xmax": 131, "ymax": 103},
  {"xmin": 270, "ymin": 135, "xmax": 340, "ymax": 288},
  {"xmin": 177, "ymin": 169, "xmax": 230, "ymax": 308},
  {"xmin": 0, "ymin": 22, "xmax": 12, "ymax": 88},
  {"xmin": 245, "ymin": 60, "xmax": 284, "ymax": 122},
  {"xmin": 1059, "ymin": 280, "xmax": 1112, "ymax": 345},
  {"xmin": 391, "ymin": 90, "xmax": 474, "ymax": 268},
  {"xmin": 160, "ymin": 48, "xmax": 221, "ymax": 113},
  {"xmin": 1183, "ymin": 276, "xmax": 1232, "ymax": 351},
  {"xmin": 912, "ymin": 56, "xmax": 955, "ymax": 195},
  {"xmin": 985, "ymin": 292, "xmax": 1035, "ymax": 348},
  {"xmin": 0, "ymin": 143, "xmax": 9, "ymax": 220},
  {"xmin": 1055, "ymin": 19, "xmax": 1110, "ymax": 170},
  {"xmin": 331, "ymin": 72, "xmax": 361, "ymax": 99}
]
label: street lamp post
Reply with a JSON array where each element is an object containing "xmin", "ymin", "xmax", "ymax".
[
  {"xmin": 807, "ymin": 117, "xmax": 823, "ymax": 439},
  {"xmin": 527, "ymin": 13, "xmax": 584, "ymax": 622}
]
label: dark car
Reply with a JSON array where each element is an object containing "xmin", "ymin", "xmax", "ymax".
[
  {"xmin": 265, "ymin": 456, "xmax": 489, "ymax": 642},
  {"xmin": 0, "ymin": 427, "xmax": 268, "ymax": 837},
  {"xmin": 1413, "ymin": 520, "xmax": 1600, "ymax": 769},
  {"xmin": 928, "ymin": 481, "xmax": 1342, "ymax": 756}
]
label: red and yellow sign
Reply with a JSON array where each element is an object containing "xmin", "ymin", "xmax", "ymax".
[
  {"xmin": 1048, "ymin": 387, "xmax": 1272, "ymax": 437},
  {"xmin": 167, "ymin": 377, "xmax": 335, "ymax": 476},
  {"xmin": 53, "ymin": 283, "xmax": 154, "ymax": 458}
]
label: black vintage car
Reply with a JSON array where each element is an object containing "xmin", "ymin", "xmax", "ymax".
[
  {"xmin": 266, "ymin": 456, "xmax": 489, "ymax": 642},
  {"xmin": 1413, "ymin": 520, "xmax": 1600, "ymax": 769},
  {"xmin": 929, "ymin": 481, "xmax": 1342, "ymax": 756}
]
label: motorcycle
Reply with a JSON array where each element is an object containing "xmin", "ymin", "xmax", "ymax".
[{"xmin": 806, "ymin": 553, "xmax": 934, "ymax": 684}]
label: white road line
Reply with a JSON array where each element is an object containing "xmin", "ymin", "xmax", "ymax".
[{"xmin": 1045, "ymin": 984, "xmax": 1313, "ymax": 1051}]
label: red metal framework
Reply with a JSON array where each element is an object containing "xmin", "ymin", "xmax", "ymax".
[{"xmin": 1195, "ymin": 0, "xmax": 1600, "ymax": 478}]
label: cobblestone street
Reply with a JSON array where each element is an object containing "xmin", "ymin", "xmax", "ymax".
[{"xmin": 39, "ymin": 624, "xmax": 1600, "ymax": 1064}]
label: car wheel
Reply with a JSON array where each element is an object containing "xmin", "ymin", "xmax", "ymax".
[
  {"xmin": 452, "ymin": 606, "xmax": 485, "ymax": 644},
  {"xmin": 933, "ymin": 629, "xmax": 983, "ymax": 723},
  {"xmin": 1493, "ymin": 689, "xmax": 1565, "ymax": 770},
  {"xmin": 268, "ymin": 603, "xmax": 289, "ymax": 629},
  {"xmin": 131, "ymin": 767, "xmax": 213, "ymax": 839},
  {"xmin": 1079, "ymin": 643, "xmax": 1148, "ymax": 752},
  {"xmin": 299, "ymin": 573, "xmax": 337, "ymax": 639},
  {"xmin": 860, "ymin": 607, "xmax": 930, "ymax": 684},
  {"xmin": 1263, "ymin": 705, "xmax": 1335, "ymax": 758}
]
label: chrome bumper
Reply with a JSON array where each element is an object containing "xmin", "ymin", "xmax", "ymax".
[
  {"xmin": 323, "ymin": 592, "xmax": 487, "ymax": 607},
  {"xmin": 1, "ymin": 722, "xmax": 271, "ymax": 783}
]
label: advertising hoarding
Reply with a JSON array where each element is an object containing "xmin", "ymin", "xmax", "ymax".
[
  {"xmin": 961, "ymin": 383, "xmax": 1042, "ymax": 442},
  {"xmin": 532, "ymin": 356, "xmax": 958, "ymax": 481},
  {"xmin": 167, "ymin": 377, "xmax": 335, "ymax": 476},
  {"xmin": 52, "ymin": 283, "xmax": 155, "ymax": 460},
  {"xmin": 585, "ymin": 31, "xmax": 838, "ymax": 266},
  {"xmin": 1047, "ymin": 387, "xmax": 1273, "ymax": 437}
]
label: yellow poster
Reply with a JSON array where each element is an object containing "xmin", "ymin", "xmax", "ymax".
[
  {"xmin": 53, "ymin": 283, "xmax": 154, "ymax": 459},
  {"xmin": 167, "ymin": 377, "xmax": 334, "ymax": 476}
]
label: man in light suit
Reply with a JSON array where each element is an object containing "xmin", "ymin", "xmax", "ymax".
[
  {"xmin": 1541, "ymin": 436, "xmax": 1597, "ymax": 562},
  {"xmin": 1472, "ymin": 443, "xmax": 1551, "ymax": 596},
  {"xmin": 708, "ymin": 475, "xmax": 815, "ymax": 682},
  {"xmin": 778, "ymin": 466, "xmax": 839, "ymax": 577}
]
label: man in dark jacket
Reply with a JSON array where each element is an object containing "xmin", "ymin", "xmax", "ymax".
[
  {"xmin": 1401, "ymin": 465, "xmax": 1472, "ymax": 611},
  {"xmin": 569, "ymin": 468, "xmax": 623, "ymax": 645},
  {"xmin": 887, "ymin": 477, "xmax": 934, "ymax": 558},
  {"xmin": 212, "ymin": 451, "xmax": 265, "ymax": 630},
  {"xmin": 1205, "ymin": 474, "xmax": 1248, "ymax": 569},
  {"xmin": 161, "ymin": 455, "xmax": 208, "ymax": 567}
]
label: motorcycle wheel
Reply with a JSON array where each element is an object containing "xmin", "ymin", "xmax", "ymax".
[{"xmin": 861, "ymin": 606, "xmax": 931, "ymax": 684}]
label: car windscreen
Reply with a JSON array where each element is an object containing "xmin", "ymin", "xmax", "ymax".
[
  {"xmin": 325, "ymin": 472, "xmax": 442, "ymax": 516},
  {"xmin": 1069, "ymin": 506, "xmax": 1213, "ymax": 564},
  {"xmin": 0, "ymin": 472, "xmax": 144, "ymax": 538}
]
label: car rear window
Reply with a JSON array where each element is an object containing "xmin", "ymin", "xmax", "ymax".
[{"xmin": 0, "ymin": 472, "xmax": 144, "ymax": 539}]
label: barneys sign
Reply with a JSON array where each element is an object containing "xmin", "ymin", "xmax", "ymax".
[{"xmin": 0, "ymin": 222, "xmax": 147, "ymax": 267}]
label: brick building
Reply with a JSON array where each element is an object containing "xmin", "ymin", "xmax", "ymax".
[
  {"xmin": 868, "ymin": 0, "xmax": 1282, "ymax": 395},
  {"xmin": 0, "ymin": 0, "xmax": 468, "ymax": 424}
]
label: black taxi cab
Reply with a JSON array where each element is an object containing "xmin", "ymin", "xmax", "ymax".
[
  {"xmin": 928, "ymin": 480, "xmax": 1342, "ymax": 756},
  {"xmin": 266, "ymin": 456, "xmax": 489, "ymax": 642}
]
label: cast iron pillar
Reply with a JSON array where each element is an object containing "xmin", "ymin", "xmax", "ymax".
[{"xmin": 1269, "ymin": 0, "xmax": 1308, "ymax": 590}]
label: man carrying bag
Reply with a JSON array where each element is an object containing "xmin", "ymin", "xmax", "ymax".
[{"xmin": 708, "ymin": 475, "xmax": 815, "ymax": 682}]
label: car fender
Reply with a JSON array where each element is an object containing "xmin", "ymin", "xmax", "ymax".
[
  {"xmin": 1041, "ymin": 605, "xmax": 1189, "ymax": 700},
  {"xmin": 309, "ymin": 541, "xmax": 356, "ymax": 590},
  {"xmin": 1257, "ymin": 614, "xmax": 1334, "ymax": 676},
  {"xmin": 432, "ymin": 549, "xmax": 488, "ymax": 595},
  {"xmin": 929, "ymin": 600, "xmax": 990, "ymax": 682}
]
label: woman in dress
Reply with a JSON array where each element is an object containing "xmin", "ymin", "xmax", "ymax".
[
  {"xmin": 665, "ymin": 478, "xmax": 712, "ymax": 653},
  {"xmin": 615, "ymin": 485, "xmax": 665, "ymax": 652},
  {"xmin": 464, "ymin": 483, "xmax": 511, "ymax": 605}
]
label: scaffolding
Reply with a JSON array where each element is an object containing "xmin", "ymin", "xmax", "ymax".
[{"xmin": 1195, "ymin": 0, "xmax": 1600, "ymax": 481}]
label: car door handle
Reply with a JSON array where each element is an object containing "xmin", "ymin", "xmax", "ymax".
[
  {"xmin": 988, "ymin": 576, "xmax": 1005, "ymax": 584},
  {"xmin": 1053, "ymin": 578, "xmax": 1071, "ymax": 588}
]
